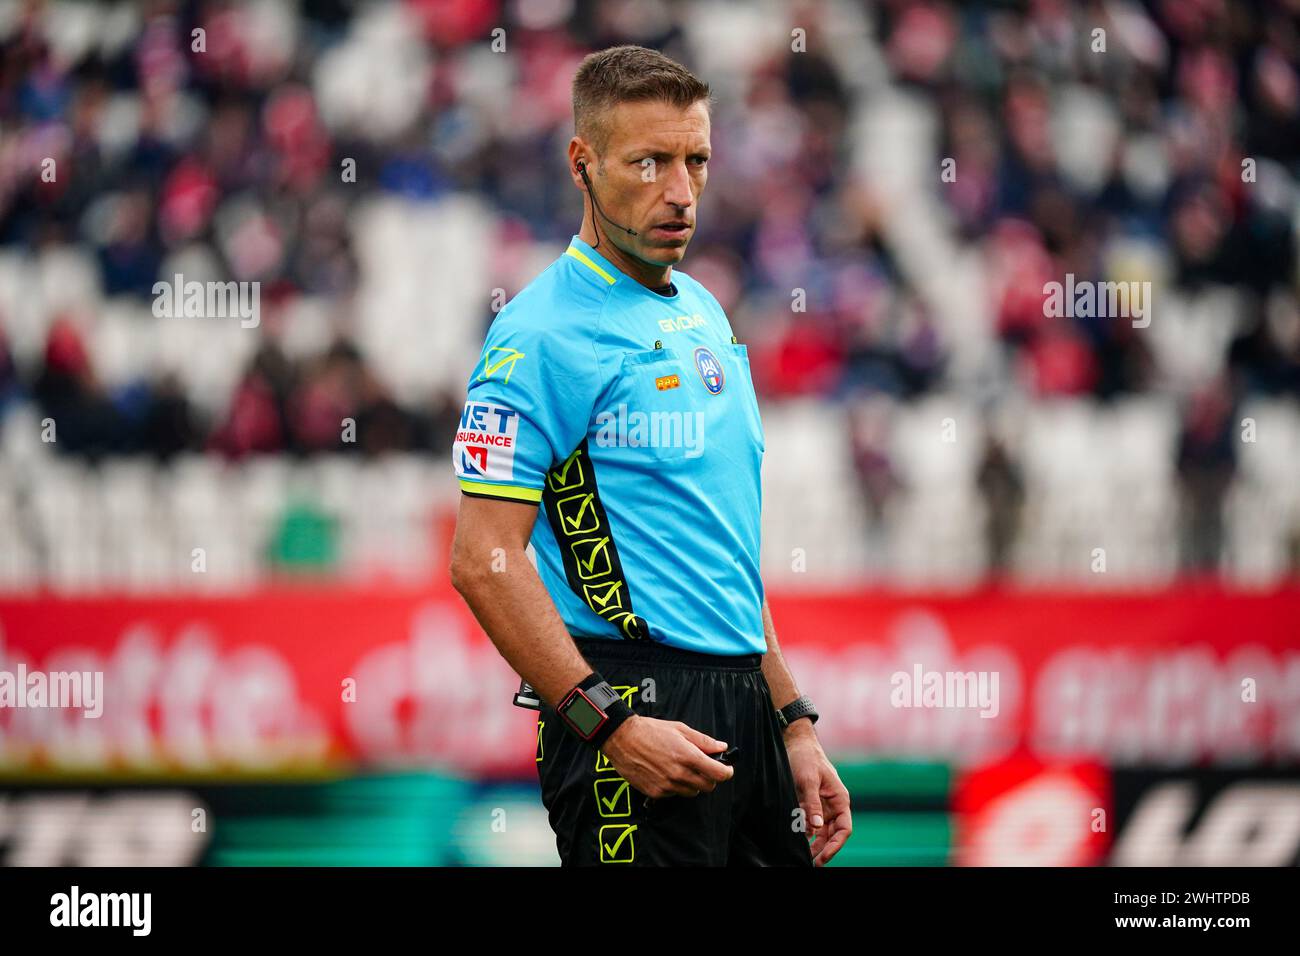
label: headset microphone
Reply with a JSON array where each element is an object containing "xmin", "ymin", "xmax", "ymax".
[{"xmin": 576, "ymin": 159, "xmax": 637, "ymax": 247}]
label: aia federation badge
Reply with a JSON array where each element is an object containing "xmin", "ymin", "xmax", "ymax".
[{"xmin": 694, "ymin": 347, "xmax": 725, "ymax": 394}]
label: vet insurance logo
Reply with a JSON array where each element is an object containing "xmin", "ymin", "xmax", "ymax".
[{"xmin": 454, "ymin": 402, "xmax": 520, "ymax": 481}]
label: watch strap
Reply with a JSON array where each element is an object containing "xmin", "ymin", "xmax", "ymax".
[
  {"xmin": 777, "ymin": 694, "xmax": 819, "ymax": 729},
  {"xmin": 558, "ymin": 673, "xmax": 634, "ymax": 749}
]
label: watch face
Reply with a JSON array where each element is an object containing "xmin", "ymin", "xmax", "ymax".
[{"xmin": 562, "ymin": 691, "xmax": 605, "ymax": 738}]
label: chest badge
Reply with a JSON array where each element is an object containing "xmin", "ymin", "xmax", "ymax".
[{"xmin": 694, "ymin": 346, "xmax": 725, "ymax": 394}]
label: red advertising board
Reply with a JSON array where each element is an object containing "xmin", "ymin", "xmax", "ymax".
[
  {"xmin": 1, "ymin": 585, "xmax": 1298, "ymax": 778},
  {"xmin": 953, "ymin": 756, "xmax": 1110, "ymax": 866}
]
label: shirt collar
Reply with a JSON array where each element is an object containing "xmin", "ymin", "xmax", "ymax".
[{"xmin": 565, "ymin": 235, "xmax": 680, "ymax": 300}]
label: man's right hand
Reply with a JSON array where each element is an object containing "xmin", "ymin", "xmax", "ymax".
[{"xmin": 600, "ymin": 715, "xmax": 733, "ymax": 799}]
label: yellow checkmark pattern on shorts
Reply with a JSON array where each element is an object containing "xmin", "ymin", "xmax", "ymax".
[
  {"xmin": 594, "ymin": 777, "xmax": 632, "ymax": 818},
  {"xmin": 599, "ymin": 824, "xmax": 637, "ymax": 863},
  {"xmin": 594, "ymin": 686, "xmax": 636, "ymax": 772}
]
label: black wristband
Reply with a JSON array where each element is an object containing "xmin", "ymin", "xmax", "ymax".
[
  {"xmin": 776, "ymin": 694, "xmax": 819, "ymax": 730},
  {"xmin": 557, "ymin": 672, "xmax": 634, "ymax": 750}
]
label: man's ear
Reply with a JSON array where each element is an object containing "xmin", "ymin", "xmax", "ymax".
[{"xmin": 568, "ymin": 139, "xmax": 591, "ymax": 185}]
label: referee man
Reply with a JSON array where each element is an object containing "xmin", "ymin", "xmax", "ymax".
[{"xmin": 450, "ymin": 45, "xmax": 851, "ymax": 866}]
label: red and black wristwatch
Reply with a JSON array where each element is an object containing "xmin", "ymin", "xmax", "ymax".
[{"xmin": 556, "ymin": 673, "xmax": 635, "ymax": 749}]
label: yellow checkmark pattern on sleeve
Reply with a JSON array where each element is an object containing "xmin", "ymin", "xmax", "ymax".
[
  {"xmin": 605, "ymin": 610, "xmax": 647, "ymax": 639},
  {"xmin": 571, "ymin": 536, "xmax": 612, "ymax": 579},
  {"xmin": 478, "ymin": 347, "xmax": 526, "ymax": 384},
  {"xmin": 583, "ymin": 580, "xmax": 625, "ymax": 612},
  {"xmin": 556, "ymin": 493, "xmax": 598, "ymax": 535},
  {"xmin": 599, "ymin": 824, "xmax": 637, "ymax": 863},
  {"xmin": 548, "ymin": 448, "xmax": 585, "ymax": 492},
  {"xmin": 541, "ymin": 439, "xmax": 651, "ymax": 644}
]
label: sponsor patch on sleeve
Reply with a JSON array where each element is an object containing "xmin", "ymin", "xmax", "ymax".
[{"xmin": 453, "ymin": 401, "xmax": 521, "ymax": 481}]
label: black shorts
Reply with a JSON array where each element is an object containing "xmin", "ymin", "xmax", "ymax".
[{"xmin": 534, "ymin": 637, "xmax": 814, "ymax": 866}]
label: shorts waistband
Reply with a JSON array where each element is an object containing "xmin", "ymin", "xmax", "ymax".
[{"xmin": 573, "ymin": 636, "xmax": 762, "ymax": 672}]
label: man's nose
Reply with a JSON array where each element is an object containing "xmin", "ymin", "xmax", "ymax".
[{"xmin": 661, "ymin": 160, "xmax": 695, "ymax": 209}]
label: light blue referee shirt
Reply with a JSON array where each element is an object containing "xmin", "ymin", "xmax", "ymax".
[{"xmin": 453, "ymin": 235, "xmax": 766, "ymax": 656}]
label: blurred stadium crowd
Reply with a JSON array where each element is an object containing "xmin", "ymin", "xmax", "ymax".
[{"xmin": 1, "ymin": 0, "xmax": 1299, "ymax": 590}]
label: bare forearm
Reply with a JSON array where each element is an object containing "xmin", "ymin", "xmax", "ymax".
[
  {"xmin": 761, "ymin": 598, "xmax": 821, "ymax": 754},
  {"xmin": 453, "ymin": 545, "xmax": 592, "ymax": 707},
  {"xmin": 759, "ymin": 598, "xmax": 802, "ymax": 710}
]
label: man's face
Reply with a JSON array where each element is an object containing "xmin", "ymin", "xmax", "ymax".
[{"xmin": 585, "ymin": 99, "xmax": 710, "ymax": 266}]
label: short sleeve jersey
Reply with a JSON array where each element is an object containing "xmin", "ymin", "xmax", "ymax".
[{"xmin": 453, "ymin": 235, "xmax": 766, "ymax": 656}]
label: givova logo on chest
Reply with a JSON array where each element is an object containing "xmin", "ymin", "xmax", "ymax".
[{"xmin": 658, "ymin": 313, "xmax": 707, "ymax": 333}]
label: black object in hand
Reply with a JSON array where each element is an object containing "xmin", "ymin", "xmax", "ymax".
[
  {"xmin": 643, "ymin": 746, "xmax": 740, "ymax": 811},
  {"xmin": 712, "ymin": 745, "xmax": 740, "ymax": 766}
]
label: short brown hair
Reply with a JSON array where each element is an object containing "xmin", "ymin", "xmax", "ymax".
[{"xmin": 572, "ymin": 45, "xmax": 711, "ymax": 156}]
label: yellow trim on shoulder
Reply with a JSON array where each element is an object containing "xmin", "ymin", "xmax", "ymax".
[
  {"xmin": 565, "ymin": 245, "xmax": 616, "ymax": 285},
  {"xmin": 459, "ymin": 479, "xmax": 543, "ymax": 503}
]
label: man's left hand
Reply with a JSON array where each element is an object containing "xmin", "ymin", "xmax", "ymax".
[{"xmin": 785, "ymin": 722, "xmax": 852, "ymax": 866}]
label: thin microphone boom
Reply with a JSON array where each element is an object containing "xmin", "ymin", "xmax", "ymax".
[{"xmin": 577, "ymin": 160, "xmax": 637, "ymax": 248}]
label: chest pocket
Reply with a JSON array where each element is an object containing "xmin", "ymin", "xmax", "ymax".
[
  {"xmin": 601, "ymin": 348, "xmax": 702, "ymax": 465},
  {"xmin": 728, "ymin": 343, "xmax": 765, "ymax": 454}
]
